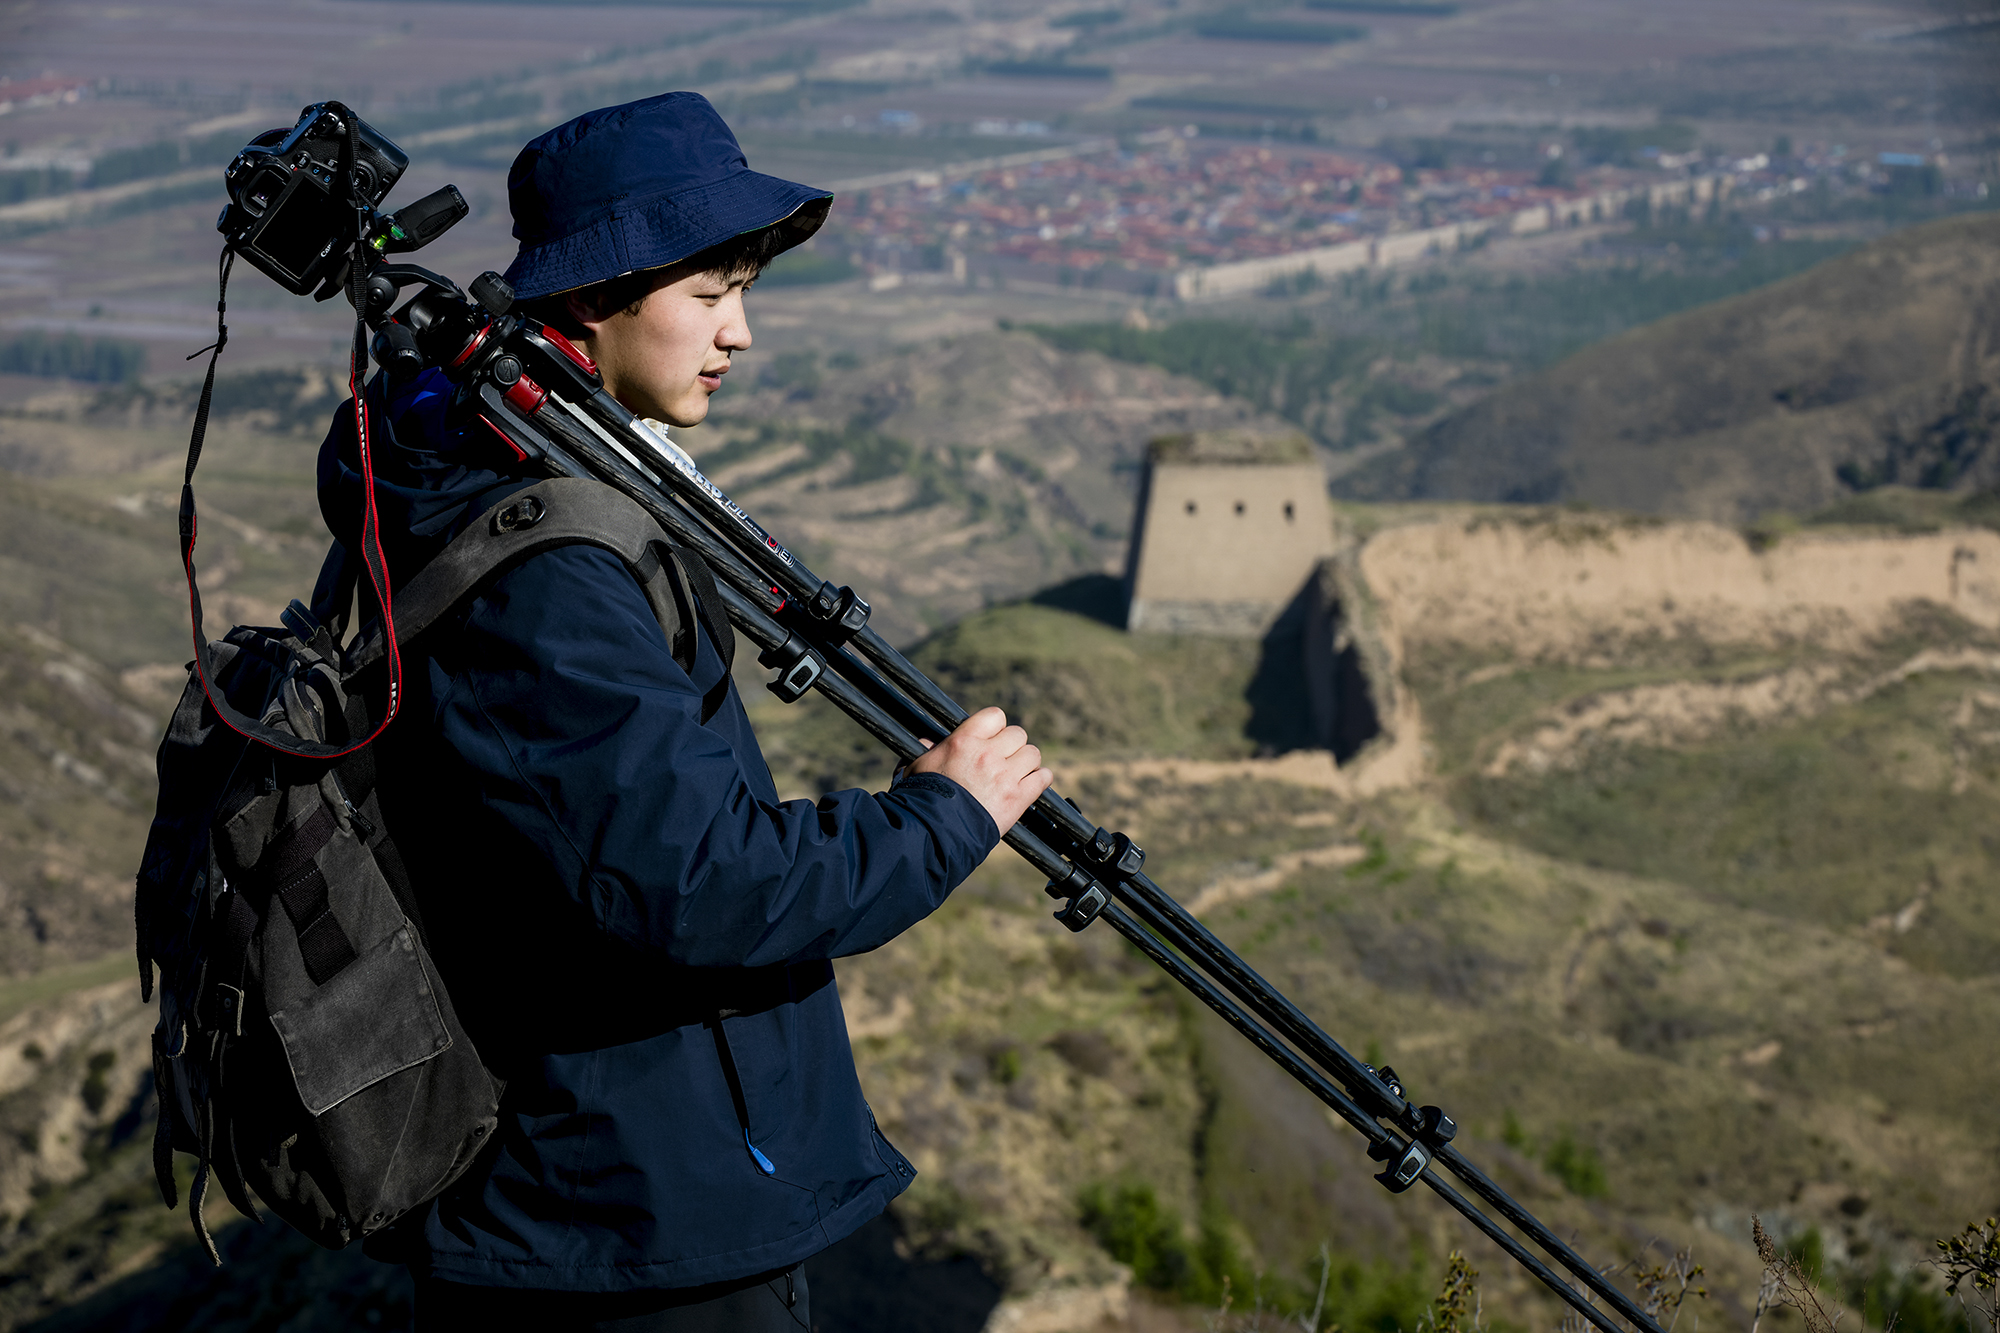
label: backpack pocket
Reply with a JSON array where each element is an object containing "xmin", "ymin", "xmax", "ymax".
[{"xmin": 269, "ymin": 924, "xmax": 450, "ymax": 1116}]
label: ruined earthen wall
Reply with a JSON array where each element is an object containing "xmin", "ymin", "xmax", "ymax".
[{"xmin": 1357, "ymin": 518, "xmax": 2000, "ymax": 658}]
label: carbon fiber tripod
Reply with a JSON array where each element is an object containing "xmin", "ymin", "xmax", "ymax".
[{"xmin": 312, "ymin": 257, "xmax": 1667, "ymax": 1333}]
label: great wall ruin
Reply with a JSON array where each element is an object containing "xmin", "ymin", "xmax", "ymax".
[{"xmin": 1122, "ymin": 432, "xmax": 2000, "ymax": 794}]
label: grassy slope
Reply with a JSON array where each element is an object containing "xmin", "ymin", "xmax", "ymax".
[
  {"xmin": 0, "ymin": 621, "xmax": 170, "ymax": 978},
  {"xmin": 1334, "ymin": 212, "xmax": 2000, "ymax": 523},
  {"xmin": 788, "ymin": 577, "xmax": 1997, "ymax": 1330},
  {"xmin": 0, "ymin": 398, "xmax": 329, "ymax": 982},
  {"xmin": 4, "ymin": 557, "xmax": 1992, "ymax": 1331},
  {"xmin": 0, "ymin": 344, "xmax": 1992, "ymax": 1328}
]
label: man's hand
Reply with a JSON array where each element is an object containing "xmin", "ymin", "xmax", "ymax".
[{"xmin": 905, "ymin": 707, "xmax": 1053, "ymax": 837}]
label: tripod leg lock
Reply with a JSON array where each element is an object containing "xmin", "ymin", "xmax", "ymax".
[
  {"xmin": 1084, "ymin": 828, "xmax": 1144, "ymax": 881},
  {"xmin": 803, "ymin": 581, "xmax": 871, "ymax": 644},
  {"xmin": 1368, "ymin": 1066, "xmax": 1460, "ymax": 1151},
  {"xmin": 758, "ymin": 633, "xmax": 824, "ymax": 703},
  {"xmin": 1055, "ymin": 883, "xmax": 1109, "ymax": 932},
  {"xmin": 1043, "ymin": 864, "xmax": 1109, "ymax": 931},
  {"xmin": 1410, "ymin": 1104, "xmax": 1457, "ymax": 1147},
  {"xmin": 1368, "ymin": 1136, "xmax": 1431, "ymax": 1193}
]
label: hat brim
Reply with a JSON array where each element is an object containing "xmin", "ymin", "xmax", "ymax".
[{"xmin": 505, "ymin": 171, "xmax": 832, "ymax": 302}]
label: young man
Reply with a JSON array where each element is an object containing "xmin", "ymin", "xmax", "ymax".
[{"xmin": 318, "ymin": 92, "xmax": 1052, "ymax": 1330}]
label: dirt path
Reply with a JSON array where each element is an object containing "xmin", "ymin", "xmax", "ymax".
[
  {"xmin": 1484, "ymin": 647, "xmax": 2000, "ymax": 775},
  {"xmin": 1052, "ymin": 751, "xmax": 1349, "ymax": 793},
  {"xmin": 1184, "ymin": 844, "xmax": 1367, "ymax": 916}
]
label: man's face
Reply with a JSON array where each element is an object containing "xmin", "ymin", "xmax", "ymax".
[{"xmin": 568, "ymin": 268, "xmax": 753, "ymax": 427}]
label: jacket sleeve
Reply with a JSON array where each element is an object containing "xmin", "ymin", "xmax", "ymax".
[{"xmin": 430, "ymin": 543, "xmax": 1000, "ymax": 969}]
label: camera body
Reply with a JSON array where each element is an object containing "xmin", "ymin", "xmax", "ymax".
[{"xmin": 218, "ymin": 103, "xmax": 408, "ymax": 296}]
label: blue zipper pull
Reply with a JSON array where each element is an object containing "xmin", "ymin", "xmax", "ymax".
[{"xmin": 745, "ymin": 1129, "xmax": 776, "ymax": 1177}]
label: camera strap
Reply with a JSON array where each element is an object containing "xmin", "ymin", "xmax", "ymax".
[{"xmin": 177, "ymin": 103, "xmax": 406, "ymax": 759}]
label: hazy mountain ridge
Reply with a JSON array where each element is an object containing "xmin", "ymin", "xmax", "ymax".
[{"xmin": 1336, "ymin": 212, "xmax": 2000, "ymax": 524}]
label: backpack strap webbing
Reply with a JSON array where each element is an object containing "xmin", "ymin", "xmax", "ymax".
[
  {"xmin": 666, "ymin": 546, "xmax": 735, "ymax": 726},
  {"xmin": 344, "ymin": 477, "xmax": 735, "ymax": 722},
  {"xmin": 668, "ymin": 540, "xmax": 735, "ymax": 678}
]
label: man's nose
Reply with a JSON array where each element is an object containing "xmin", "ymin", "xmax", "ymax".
[{"xmin": 719, "ymin": 294, "xmax": 752, "ymax": 351}]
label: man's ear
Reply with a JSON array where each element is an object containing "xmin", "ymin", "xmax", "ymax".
[{"xmin": 564, "ymin": 291, "xmax": 610, "ymax": 339}]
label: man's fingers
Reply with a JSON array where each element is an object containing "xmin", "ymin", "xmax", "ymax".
[
  {"xmin": 905, "ymin": 705, "xmax": 1054, "ymax": 835},
  {"xmin": 1006, "ymin": 743, "xmax": 1043, "ymax": 781},
  {"xmin": 961, "ymin": 706, "xmax": 1007, "ymax": 741}
]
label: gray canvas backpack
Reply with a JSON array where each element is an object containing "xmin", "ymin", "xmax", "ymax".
[{"xmin": 135, "ymin": 476, "xmax": 733, "ymax": 1260}]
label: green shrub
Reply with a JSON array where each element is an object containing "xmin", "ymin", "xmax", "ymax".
[
  {"xmin": 1571, "ymin": 123, "xmax": 1697, "ymax": 166},
  {"xmin": 757, "ymin": 249, "xmax": 858, "ymax": 288},
  {"xmin": 1542, "ymin": 1127, "xmax": 1608, "ymax": 1198},
  {"xmin": 87, "ymin": 130, "xmax": 243, "ymax": 189},
  {"xmin": 1080, "ymin": 1181, "xmax": 1193, "ymax": 1292},
  {"xmin": 1194, "ymin": 15, "xmax": 1367, "ymax": 41},
  {"xmin": 1838, "ymin": 1262, "xmax": 1968, "ymax": 1333},
  {"xmin": 1029, "ymin": 315, "xmax": 1372, "ymax": 441},
  {"xmin": 1318, "ymin": 1251, "xmax": 1434, "ymax": 1333},
  {"xmin": 0, "ymin": 165, "xmax": 71, "ymax": 205},
  {"xmin": 0, "ymin": 332, "xmax": 144, "ymax": 384},
  {"xmin": 1077, "ymin": 1182, "xmax": 1253, "ymax": 1305},
  {"xmin": 80, "ymin": 1050, "xmax": 115, "ymax": 1115}
]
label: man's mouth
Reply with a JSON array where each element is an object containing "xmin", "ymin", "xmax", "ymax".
[{"xmin": 698, "ymin": 364, "xmax": 728, "ymax": 389}]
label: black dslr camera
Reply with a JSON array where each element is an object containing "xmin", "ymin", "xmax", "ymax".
[{"xmin": 218, "ymin": 102, "xmax": 467, "ymax": 298}]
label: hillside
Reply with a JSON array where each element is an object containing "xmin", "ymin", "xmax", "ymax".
[
  {"xmin": 737, "ymin": 507, "xmax": 2000, "ymax": 1332},
  {"xmin": 693, "ymin": 329, "xmax": 1298, "ymax": 641},
  {"xmin": 2, "ymin": 504, "xmax": 1995, "ymax": 1331},
  {"xmin": 1, "ymin": 363, "xmax": 1995, "ymax": 1330},
  {"xmin": 0, "ymin": 329, "xmax": 1299, "ymax": 979},
  {"xmin": 1336, "ymin": 212, "xmax": 2000, "ymax": 523}
]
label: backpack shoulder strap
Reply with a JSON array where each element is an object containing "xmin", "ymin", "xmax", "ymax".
[
  {"xmin": 346, "ymin": 477, "xmax": 734, "ymax": 719},
  {"xmin": 667, "ymin": 544, "xmax": 736, "ymax": 675}
]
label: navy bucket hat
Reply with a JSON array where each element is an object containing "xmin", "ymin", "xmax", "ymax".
[{"xmin": 502, "ymin": 92, "xmax": 832, "ymax": 302}]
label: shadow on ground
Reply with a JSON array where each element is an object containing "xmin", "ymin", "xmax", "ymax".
[
  {"xmin": 1028, "ymin": 572, "xmax": 1126, "ymax": 627},
  {"xmin": 1247, "ymin": 590, "xmax": 1321, "ymax": 755},
  {"xmin": 22, "ymin": 1210, "xmax": 999, "ymax": 1333}
]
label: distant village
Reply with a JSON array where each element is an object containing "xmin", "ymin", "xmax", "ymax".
[{"xmin": 813, "ymin": 129, "xmax": 1971, "ymax": 299}]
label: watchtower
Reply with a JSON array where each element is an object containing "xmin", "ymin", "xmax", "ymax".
[{"xmin": 1124, "ymin": 430, "xmax": 1334, "ymax": 635}]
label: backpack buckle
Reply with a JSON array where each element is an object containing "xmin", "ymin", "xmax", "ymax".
[
  {"xmin": 281, "ymin": 599, "xmax": 322, "ymax": 642},
  {"xmin": 492, "ymin": 494, "xmax": 547, "ymax": 533},
  {"xmin": 204, "ymin": 982, "xmax": 246, "ymax": 1037}
]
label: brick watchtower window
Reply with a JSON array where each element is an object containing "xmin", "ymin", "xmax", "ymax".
[
  {"xmin": 1284, "ymin": 502, "xmax": 1295, "ymax": 521},
  {"xmin": 1185, "ymin": 501, "xmax": 1198, "ymax": 515},
  {"xmin": 1234, "ymin": 501, "xmax": 1245, "ymax": 515}
]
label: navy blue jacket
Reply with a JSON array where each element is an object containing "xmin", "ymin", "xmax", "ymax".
[{"xmin": 319, "ymin": 370, "xmax": 998, "ymax": 1291}]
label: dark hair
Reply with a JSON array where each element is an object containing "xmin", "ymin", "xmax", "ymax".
[{"xmin": 522, "ymin": 223, "xmax": 800, "ymax": 340}]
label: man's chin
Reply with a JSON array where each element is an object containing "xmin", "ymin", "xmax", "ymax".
[{"xmin": 648, "ymin": 398, "xmax": 708, "ymax": 429}]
